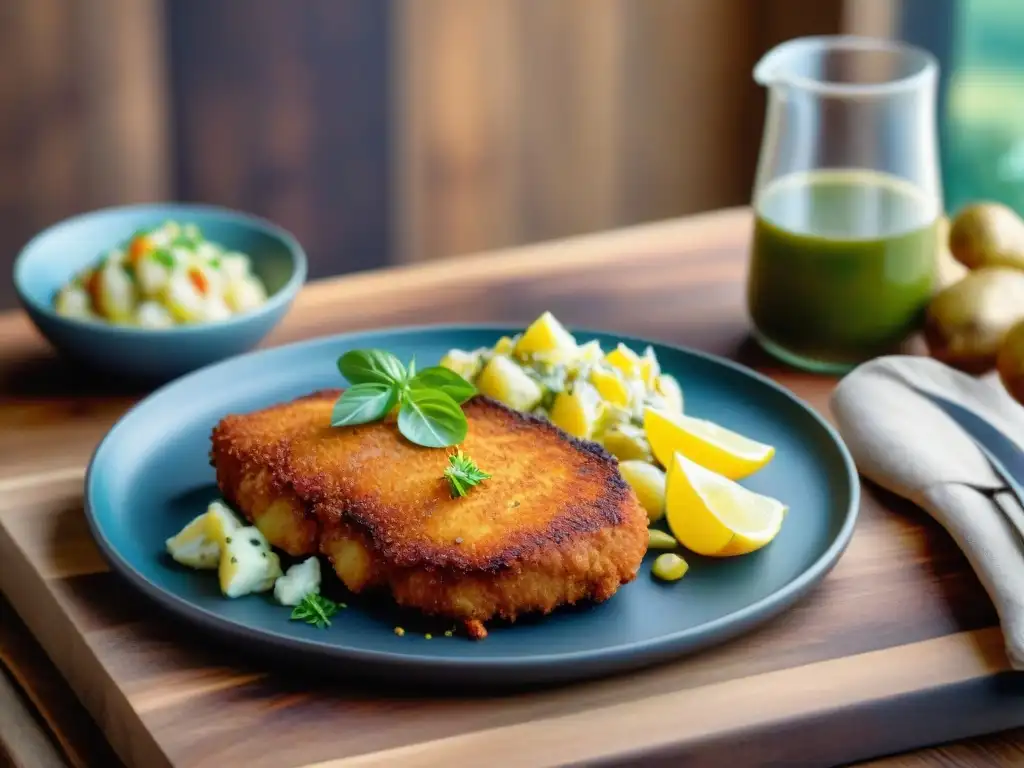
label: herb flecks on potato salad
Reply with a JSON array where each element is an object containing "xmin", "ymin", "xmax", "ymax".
[
  {"xmin": 441, "ymin": 312, "xmax": 683, "ymax": 462},
  {"xmin": 54, "ymin": 220, "xmax": 269, "ymax": 327},
  {"xmin": 442, "ymin": 311, "xmax": 786, "ymax": 565}
]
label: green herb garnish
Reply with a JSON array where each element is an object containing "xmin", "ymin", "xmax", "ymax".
[
  {"xmin": 290, "ymin": 593, "xmax": 338, "ymax": 629},
  {"xmin": 152, "ymin": 248, "xmax": 175, "ymax": 269},
  {"xmin": 444, "ymin": 450, "xmax": 491, "ymax": 498},
  {"xmin": 331, "ymin": 350, "xmax": 477, "ymax": 448}
]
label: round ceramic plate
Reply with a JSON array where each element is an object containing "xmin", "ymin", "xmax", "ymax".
[{"xmin": 85, "ymin": 326, "xmax": 858, "ymax": 686}]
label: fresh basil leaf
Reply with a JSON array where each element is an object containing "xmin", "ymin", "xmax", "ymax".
[
  {"xmin": 337, "ymin": 349, "xmax": 407, "ymax": 386},
  {"xmin": 330, "ymin": 382, "xmax": 398, "ymax": 427},
  {"xmin": 409, "ymin": 366, "xmax": 477, "ymax": 404},
  {"xmin": 397, "ymin": 388, "xmax": 467, "ymax": 448}
]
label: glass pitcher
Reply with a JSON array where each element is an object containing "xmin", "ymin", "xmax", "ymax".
[{"xmin": 747, "ymin": 36, "xmax": 942, "ymax": 373}]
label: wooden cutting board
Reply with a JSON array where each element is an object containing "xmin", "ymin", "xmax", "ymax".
[{"xmin": 2, "ymin": 209, "xmax": 1023, "ymax": 767}]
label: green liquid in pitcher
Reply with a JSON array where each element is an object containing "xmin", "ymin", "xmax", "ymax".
[{"xmin": 748, "ymin": 169, "xmax": 938, "ymax": 372}]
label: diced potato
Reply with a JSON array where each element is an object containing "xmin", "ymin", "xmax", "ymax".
[
  {"xmin": 605, "ymin": 343, "xmax": 642, "ymax": 380},
  {"xmin": 135, "ymin": 253, "xmax": 172, "ymax": 297},
  {"xmin": 165, "ymin": 501, "xmax": 242, "ymax": 570},
  {"xmin": 200, "ymin": 295, "xmax": 232, "ymax": 323},
  {"xmin": 164, "ymin": 269, "xmax": 206, "ymax": 323},
  {"xmin": 135, "ymin": 301, "xmax": 175, "ymax": 329},
  {"xmin": 273, "ymin": 557, "xmax": 322, "ymax": 606},
  {"xmin": 54, "ymin": 285, "xmax": 93, "ymax": 320},
  {"xmin": 601, "ymin": 423, "xmax": 653, "ymax": 462},
  {"xmin": 589, "ymin": 366, "xmax": 631, "ymax": 407},
  {"xmin": 91, "ymin": 261, "xmax": 136, "ymax": 323},
  {"xmin": 204, "ymin": 500, "xmax": 243, "ymax": 548},
  {"xmin": 493, "ymin": 335, "xmax": 516, "ymax": 356},
  {"xmin": 576, "ymin": 340, "xmax": 604, "ymax": 365},
  {"xmin": 440, "ymin": 349, "xmax": 483, "ymax": 382},
  {"xmin": 639, "ymin": 346, "xmax": 661, "ymax": 388},
  {"xmin": 477, "ymin": 355, "xmax": 543, "ymax": 411},
  {"xmin": 514, "ymin": 311, "xmax": 577, "ymax": 358},
  {"xmin": 549, "ymin": 381, "xmax": 604, "ymax": 439},
  {"xmin": 655, "ymin": 373, "xmax": 684, "ymax": 413},
  {"xmin": 220, "ymin": 253, "xmax": 251, "ymax": 283},
  {"xmin": 196, "ymin": 241, "xmax": 221, "ymax": 262},
  {"xmin": 218, "ymin": 526, "xmax": 282, "ymax": 598},
  {"xmin": 224, "ymin": 275, "xmax": 268, "ymax": 314},
  {"xmin": 619, "ymin": 460, "xmax": 666, "ymax": 523}
]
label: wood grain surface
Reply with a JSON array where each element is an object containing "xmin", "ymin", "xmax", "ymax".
[{"xmin": 1, "ymin": 208, "xmax": 1023, "ymax": 767}]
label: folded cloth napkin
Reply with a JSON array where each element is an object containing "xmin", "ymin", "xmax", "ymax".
[{"xmin": 831, "ymin": 355, "xmax": 1024, "ymax": 668}]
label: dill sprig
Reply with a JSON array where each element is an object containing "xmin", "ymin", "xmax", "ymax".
[
  {"xmin": 289, "ymin": 593, "xmax": 339, "ymax": 629},
  {"xmin": 444, "ymin": 450, "xmax": 492, "ymax": 498}
]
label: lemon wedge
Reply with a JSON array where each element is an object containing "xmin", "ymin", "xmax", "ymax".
[
  {"xmin": 644, "ymin": 407, "xmax": 775, "ymax": 480},
  {"xmin": 549, "ymin": 381, "xmax": 604, "ymax": 438},
  {"xmin": 589, "ymin": 366, "xmax": 631, "ymax": 407},
  {"xmin": 665, "ymin": 453, "xmax": 786, "ymax": 556},
  {"xmin": 514, "ymin": 311, "xmax": 577, "ymax": 357}
]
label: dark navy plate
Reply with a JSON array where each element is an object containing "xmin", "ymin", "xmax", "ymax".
[{"xmin": 85, "ymin": 326, "xmax": 859, "ymax": 686}]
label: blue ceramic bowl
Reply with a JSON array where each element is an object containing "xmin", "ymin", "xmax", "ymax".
[{"xmin": 13, "ymin": 203, "xmax": 307, "ymax": 381}]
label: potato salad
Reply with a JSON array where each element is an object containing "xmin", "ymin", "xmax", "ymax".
[
  {"xmin": 440, "ymin": 312, "xmax": 684, "ymax": 519},
  {"xmin": 53, "ymin": 220, "xmax": 269, "ymax": 328}
]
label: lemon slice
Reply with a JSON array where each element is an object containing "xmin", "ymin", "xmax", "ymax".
[
  {"xmin": 589, "ymin": 366, "xmax": 630, "ymax": 407},
  {"xmin": 644, "ymin": 407, "xmax": 775, "ymax": 480},
  {"xmin": 550, "ymin": 381, "xmax": 604, "ymax": 438},
  {"xmin": 666, "ymin": 453, "xmax": 786, "ymax": 556},
  {"xmin": 514, "ymin": 311, "xmax": 577, "ymax": 357}
]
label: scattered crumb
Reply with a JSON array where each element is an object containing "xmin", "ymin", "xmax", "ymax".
[
  {"xmin": 340, "ymin": 603, "xmax": 348, "ymax": 609},
  {"xmin": 444, "ymin": 630, "xmax": 454, "ymax": 638},
  {"xmin": 455, "ymin": 537, "xmax": 464, "ymax": 544},
  {"xmin": 424, "ymin": 633, "xmax": 433, "ymax": 640},
  {"xmin": 394, "ymin": 627, "xmax": 405, "ymax": 637}
]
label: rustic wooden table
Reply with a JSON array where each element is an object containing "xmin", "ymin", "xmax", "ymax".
[{"xmin": 1, "ymin": 208, "xmax": 1024, "ymax": 767}]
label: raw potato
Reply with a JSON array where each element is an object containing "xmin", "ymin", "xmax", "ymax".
[
  {"xmin": 619, "ymin": 460, "xmax": 666, "ymax": 523},
  {"xmin": 949, "ymin": 202, "xmax": 1024, "ymax": 271},
  {"xmin": 997, "ymin": 319, "xmax": 1024, "ymax": 406},
  {"xmin": 925, "ymin": 267, "xmax": 1024, "ymax": 372}
]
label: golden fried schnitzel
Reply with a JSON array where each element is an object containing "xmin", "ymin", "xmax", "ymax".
[{"xmin": 210, "ymin": 391, "xmax": 648, "ymax": 638}]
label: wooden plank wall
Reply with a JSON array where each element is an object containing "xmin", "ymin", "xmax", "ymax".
[
  {"xmin": 0, "ymin": 0, "xmax": 845, "ymax": 310},
  {"xmin": 394, "ymin": 0, "xmax": 845, "ymax": 263},
  {"xmin": 167, "ymin": 0, "xmax": 392, "ymax": 279},
  {"xmin": 0, "ymin": 0, "xmax": 169, "ymax": 311}
]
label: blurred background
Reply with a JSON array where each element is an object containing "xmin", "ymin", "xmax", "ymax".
[{"xmin": 0, "ymin": 0, "xmax": 1012, "ymax": 310}]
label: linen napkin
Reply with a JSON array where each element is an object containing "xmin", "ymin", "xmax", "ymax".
[{"xmin": 831, "ymin": 355, "xmax": 1024, "ymax": 668}]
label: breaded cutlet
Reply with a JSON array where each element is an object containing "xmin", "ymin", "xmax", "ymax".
[{"xmin": 210, "ymin": 391, "xmax": 648, "ymax": 638}]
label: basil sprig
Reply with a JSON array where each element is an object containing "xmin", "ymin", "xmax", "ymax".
[{"xmin": 331, "ymin": 350, "xmax": 476, "ymax": 447}]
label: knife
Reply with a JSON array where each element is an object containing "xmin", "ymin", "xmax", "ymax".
[{"xmin": 909, "ymin": 385, "xmax": 1024, "ymax": 542}]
